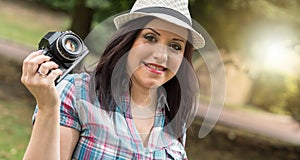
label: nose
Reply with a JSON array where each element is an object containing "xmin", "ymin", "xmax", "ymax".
[{"xmin": 152, "ymin": 44, "xmax": 168, "ymax": 63}]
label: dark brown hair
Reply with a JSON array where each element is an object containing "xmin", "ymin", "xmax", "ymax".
[{"xmin": 94, "ymin": 16, "xmax": 198, "ymax": 143}]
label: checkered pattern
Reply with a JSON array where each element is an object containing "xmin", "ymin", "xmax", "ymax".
[
  {"xmin": 113, "ymin": 0, "xmax": 205, "ymax": 49},
  {"xmin": 32, "ymin": 73, "xmax": 187, "ymax": 159}
]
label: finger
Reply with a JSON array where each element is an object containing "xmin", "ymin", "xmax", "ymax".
[
  {"xmin": 23, "ymin": 51, "xmax": 49, "ymax": 70},
  {"xmin": 24, "ymin": 54, "xmax": 52, "ymax": 76},
  {"xmin": 47, "ymin": 68, "xmax": 63, "ymax": 82},
  {"xmin": 22, "ymin": 51, "xmax": 42, "ymax": 77},
  {"xmin": 38, "ymin": 61, "xmax": 59, "ymax": 76},
  {"xmin": 23, "ymin": 50, "xmax": 43, "ymax": 62}
]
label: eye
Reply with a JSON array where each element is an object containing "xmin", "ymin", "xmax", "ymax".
[
  {"xmin": 169, "ymin": 42, "xmax": 182, "ymax": 51},
  {"xmin": 143, "ymin": 33, "xmax": 157, "ymax": 43}
]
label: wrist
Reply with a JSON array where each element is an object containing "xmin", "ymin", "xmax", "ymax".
[{"xmin": 37, "ymin": 105, "xmax": 60, "ymax": 121}]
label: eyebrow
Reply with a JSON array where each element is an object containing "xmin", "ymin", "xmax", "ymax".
[
  {"xmin": 144, "ymin": 27, "xmax": 185, "ymax": 43},
  {"xmin": 172, "ymin": 38, "xmax": 185, "ymax": 43},
  {"xmin": 145, "ymin": 27, "xmax": 161, "ymax": 36}
]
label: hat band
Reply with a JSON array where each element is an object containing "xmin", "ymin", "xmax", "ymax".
[{"xmin": 134, "ymin": 7, "xmax": 192, "ymax": 26}]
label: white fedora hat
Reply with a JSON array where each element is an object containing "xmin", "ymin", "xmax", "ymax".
[{"xmin": 113, "ymin": 0, "xmax": 205, "ymax": 49}]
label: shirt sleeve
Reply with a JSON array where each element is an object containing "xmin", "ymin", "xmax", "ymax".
[
  {"xmin": 57, "ymin": 74, "xmax": 81, "ymax": 131},
  {"xmin": 31, "ymin": 74, "xmax": 81, "ymax": 131}
]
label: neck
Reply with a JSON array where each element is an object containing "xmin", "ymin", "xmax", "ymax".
[
  {"xmin": 130, "ymin": 83, "xmax": 158, "ymax": 107},
  {"xmin": 130, "ymin": 83, "xmax": 158, "ymax": 118}
]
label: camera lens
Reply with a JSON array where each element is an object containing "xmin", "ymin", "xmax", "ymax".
[
  {"xmin": 65, "ymin": 39, "xmax": 78, "ymax": 52},
  {"xmin": 57, "ymin": 33, "xmax": 83, "ymax": 61}
]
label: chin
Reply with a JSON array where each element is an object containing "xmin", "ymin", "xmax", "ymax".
[{"xmin": 142, "ymin": 80, "xmax": 163, "ymax": 89}]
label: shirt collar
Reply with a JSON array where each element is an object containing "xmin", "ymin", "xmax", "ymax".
[{"xmin": 157, "ymin": 87, "xmax": 170, "ymax": 112}]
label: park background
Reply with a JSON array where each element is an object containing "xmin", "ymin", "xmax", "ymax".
[{"xmin": 0, "ymin": 0, "xmax": 300, "ymax": 159}]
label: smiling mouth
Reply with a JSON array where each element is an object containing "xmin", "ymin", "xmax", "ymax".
[{"xmin": 143, "ymin": 62, "xmax": 167, "ymax": 72}]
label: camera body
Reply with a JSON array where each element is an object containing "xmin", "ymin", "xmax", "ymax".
[{"xmin": 38, "ymin": 31, "xmax": 89, "ymax": 84}]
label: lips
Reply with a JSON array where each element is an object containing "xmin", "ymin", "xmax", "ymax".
[{"xmin": 143, "ymin": 62, "xmax": 167, "ymax": 74}]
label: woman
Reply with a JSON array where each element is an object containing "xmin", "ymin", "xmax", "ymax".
[{"xmin": 21, "ymin": 0, "xmax": 205, "ymax": 159}]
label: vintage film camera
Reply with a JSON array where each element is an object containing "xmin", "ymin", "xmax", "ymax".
[{"xmin": 38, "ymin": 31, "xmax": 89, "ymax": 84}]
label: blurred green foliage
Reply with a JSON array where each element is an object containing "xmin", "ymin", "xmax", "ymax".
[
  {"xmin": 249, "ymin": 71, "xmax": 300, "ymax": 122},
  {"xmin": 28, "ymin": 0, "xmax": 135, "ymax": 21},
  {"xmin": 22, "ymin": 0, "xmax": 300, "ymax": 52},
  {"xmin": 190, "ymin": 0, "xmax": 300, "ymax": 51},
  {"xmin": 285, "ymin": 78, "xmax": 300, "ymax": 123},
  {"xmin": 249, "ymin": 72, "xmax": 292, "ymax": 114}
]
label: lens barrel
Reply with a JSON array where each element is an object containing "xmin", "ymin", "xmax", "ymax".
[{"xmin": 56, "ymin": 32, "xmax": 83, "ymax": 61}]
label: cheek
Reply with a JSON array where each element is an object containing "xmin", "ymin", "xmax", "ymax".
[
  {"xmin": 127, "ymin": 52, "xmax": 138, "ymax": 75},
  {"xmin": 127, "ymin": 46, "xmax": 149, "ymax": 74},
  {"xmin": 167, "ymin": 55, "xmax": 183, "ymax": 74}
]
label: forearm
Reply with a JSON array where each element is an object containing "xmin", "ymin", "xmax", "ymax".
[{"xmin": 23, "ymin": 108, "xmax": 60, "ymax": 160}]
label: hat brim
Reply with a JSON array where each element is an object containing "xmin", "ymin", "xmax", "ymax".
[{"xmin": 114, "ymin": 12, "xmax": 205, "ymax": 49}]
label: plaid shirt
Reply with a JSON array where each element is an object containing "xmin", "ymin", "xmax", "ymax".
[{"xmin": 33, "ymin": 73, "xmax": 187, "ymax": 159}]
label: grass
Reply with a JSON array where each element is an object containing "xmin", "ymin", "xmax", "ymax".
[
  {"xmin": 0, "ymin": 100, "xmax": 33, "ymax": 160},
  {"xmin": 0, "ymin": 13, "xmax": 44, "ymax": 47},
  {"xmin": 0, "ymin": 0, "xmax": 70, "ymax": 47},
  {"xmin": 0, "ymin": 1, "xmax": 68, "ymax": 159},
  {"xmin": 0, "ymin": 53, "xmax": 35, "ymax": 159}
]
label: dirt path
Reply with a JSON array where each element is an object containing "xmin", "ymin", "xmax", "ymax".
[
  {"xmin": 198, "ymin": 103, "xmax": 300, "ymax": 145},
  {"xmin": 0, "ymin": 38, "xmax": 33, "ymax": 61}
]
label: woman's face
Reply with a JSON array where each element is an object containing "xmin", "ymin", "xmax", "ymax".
[{"xmin": 127, "ymin": 18, "xmax": 188, "ymax": 89}]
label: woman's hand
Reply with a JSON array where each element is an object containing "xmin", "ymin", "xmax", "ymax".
[
  {"xmin": 22, "ymin": 50, "xmax": 64, "ymax": 160},
  {"xmin": 21, "ymin": 50, "xmax": 63, "ymax": 111}
]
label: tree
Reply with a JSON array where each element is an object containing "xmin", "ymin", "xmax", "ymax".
[
  {"xmin": 70, "ymin": 0, "xmax": 93, "ymax": 39},
  {"xmin": 70, "ymin": 0, "xmax": 135, "ymax": 39},
  {"xmin": 30, "ymin": 0, "xmax": 134, "ymax": 39}
]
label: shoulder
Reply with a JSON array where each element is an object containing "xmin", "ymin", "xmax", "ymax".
[
  {"xmin": 61, "ymin": 72, "xmax": 91, "ymax": 84},
  {"xmin": 56, "ymin": 72, "xmax": 92, "ymax": 96},
  {"xmin": 57, "ymin": 72, "xmax": 91, "ymax": 88}
]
